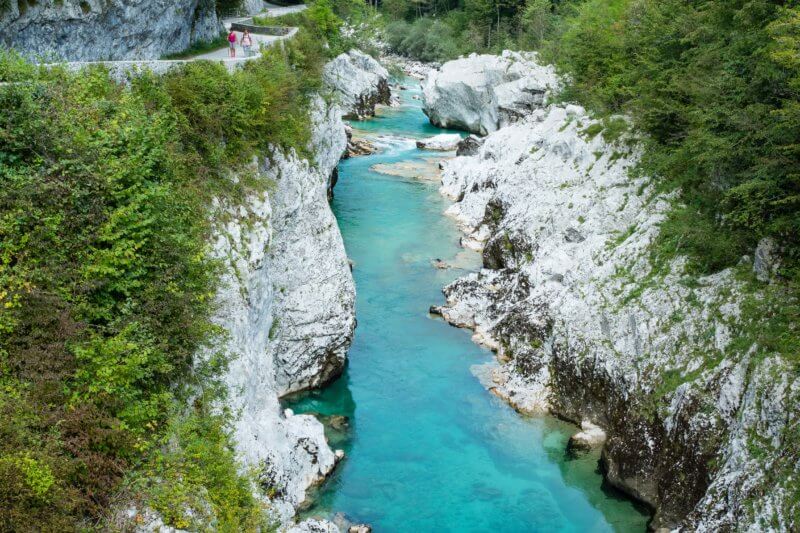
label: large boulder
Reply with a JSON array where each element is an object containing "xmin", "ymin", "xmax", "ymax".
[
  {"xmin": 422, "ymin": 50, "xmax": 558, "ymax": 135},
  {"xmin": 323, "ymin": 50, "xmax": 391, "ymax": 119}
]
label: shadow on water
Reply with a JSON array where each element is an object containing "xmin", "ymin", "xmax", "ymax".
[{"xmin": 283, "ymin": 79, "xmax": 650, "ymax": 532}]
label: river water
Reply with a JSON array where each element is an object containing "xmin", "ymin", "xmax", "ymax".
[{"xmin": 286, "ymin": 81, "xmax": 649, "ymax": 532}]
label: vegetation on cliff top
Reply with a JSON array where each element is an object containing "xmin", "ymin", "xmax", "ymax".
[
  {"xmin": 382, "ymin": 0, "xmax": 800, "ymax": 344},
  {"xmin": 0, "ymin": 0, "xmax": 354, "ymax": 528}
]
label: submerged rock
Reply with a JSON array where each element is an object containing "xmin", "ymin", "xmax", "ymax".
[
  {"xmin": 431, "ymin": 258, "xmax": 451, "ymax": 269},
  {"xmin": 370, "ymin": 157, "xmax": 446, "ymax": 181},
  {"xmin": 324, "ymin": 50, "xmax": 391, "ymax": 119},
  {"xmin": 421, "ymin": 50, "xmax": 558, "ymax": 135}
]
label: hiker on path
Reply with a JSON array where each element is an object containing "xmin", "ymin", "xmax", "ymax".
[
  {"xmin": 242, "ymin": 29, "xmax": 253, "ymax": 57},
  {"xmin": 228, "ymin": 30, "xmax": 237, "ymax": 58}
]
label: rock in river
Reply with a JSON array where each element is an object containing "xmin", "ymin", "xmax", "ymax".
[
  {"xmin": 422, "ymin": 50, "xmax": 558, "ymax": 135},
  {"xmin": 416, "ymin": 133, "xmax": 462, "ymax": 151}
]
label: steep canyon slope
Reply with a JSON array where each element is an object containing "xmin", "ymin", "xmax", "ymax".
[
  {"xmin": 201, "ymin": 52, "xmax": 389, "ymax": 527},
  {"xmin": 425, "ymin": 52, "xmax": 798, "ymax": 531}
]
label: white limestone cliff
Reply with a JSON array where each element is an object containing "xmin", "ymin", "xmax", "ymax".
[
  {"xmin": 428, "ymin": 52, "xmax": 798, "ymax": 531},
  {"xmin": 323, "ymin": 50, "xmax": 391, "ymax": 119},
  {"xmin": 201, "ymin": 54, "xmax": 388, "ymax": 527},
  {"xmin": 209, "ymin": 94, "xmax": 352, "ymax": 524}
]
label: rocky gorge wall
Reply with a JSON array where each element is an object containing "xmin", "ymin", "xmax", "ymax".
[
  {"xmin": 423, "ymin": 53, "xmax": 798, "ymax": 531},
  {"xmin": 0, "ymin": 0, "xmax": 222, "ymax": 61},
  {"xmin": 195, "ymin": 51, "xmax": 387, "ymax": 529}
]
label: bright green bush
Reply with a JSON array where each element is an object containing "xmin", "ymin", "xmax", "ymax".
[{"xmin": 0, "ymin": 5, "xmax": 339, "ymax": 527}]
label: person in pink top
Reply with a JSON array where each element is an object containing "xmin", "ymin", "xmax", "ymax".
[
  {"xmin": 228, "ymin": 30, "xmax": 237, "ymax": 58},
  {"xmin": 242, "ymin": 29, "xmax": 253, "ymax": 57}
]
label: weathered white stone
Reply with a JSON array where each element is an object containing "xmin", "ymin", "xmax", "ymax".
[
  {"xmin": 422, "ymin": 51, "xmax": 558, "ymax": 135},
  {"xmin": 568, "ymin": 422, "xmax": 608, "ymax": 453},
  {"xmin": 753, "ymin": 237, "xmax": 781, "ymax": 282},
  {"xmin": 196, "ymin": 53, "xmax": 385, "ymax": 527},
  {"xmin": 416, "ymin": 133, "xmax": 462, "ymax": 151},
  {"xmin": 209, "ymin": 102, "xmax": 351, "ymax": 521},
  {"xmin": 287, "ymin": 519, "xmax": 341, "ymax": 533},
  {"xmin": 324, "ymin": 50, "xmax": 391, "ymax": 119},
  {"xmin": 431, "ymin": 52, "xmax": 798, "ymax": 530}
]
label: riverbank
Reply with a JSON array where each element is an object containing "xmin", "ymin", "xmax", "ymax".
[
  {"xmin": 424, "ymin": 51, "xmax": 799, "ymax": 530},
  {"xmin": 284, "ymin": 76, "xmax": 649, "ymax": 532}
]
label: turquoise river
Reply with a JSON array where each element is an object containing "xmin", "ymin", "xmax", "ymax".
[{"xmin": 286, "ymin": 81, "xmax": 649, "ymax": 532}]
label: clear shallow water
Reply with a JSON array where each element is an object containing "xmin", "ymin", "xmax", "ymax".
[{"xmin": 286, "ymin": 83, "xmax": 649, "ymax": 532}]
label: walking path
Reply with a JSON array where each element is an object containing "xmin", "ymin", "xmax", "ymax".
[
  {"xmin": 41, "ymin": 3, "xmax": 307, "ymax": 79},
  {"xmin": 194, "ymin": 3, "xmax": 308, "ymax": 60}
]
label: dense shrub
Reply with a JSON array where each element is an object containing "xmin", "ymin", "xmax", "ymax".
[
  {"xmin": 384, "ymin": 18, "xmax": 462, "ymax": 62},
  {"xmin": 255, "ymin": 0, "xmax": 380, "ymax": 57},
  {"xmin": 0, "ymin": 2, "xmax": 340, "ymax": 527},
  {"xmin": 544, "ymin": 0, "xmax": 800, "ymax": 281}
]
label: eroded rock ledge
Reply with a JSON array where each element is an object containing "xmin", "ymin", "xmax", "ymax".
[{"xmin": 427, "ymin": 52, "xmax": 798, "ymax": 531}]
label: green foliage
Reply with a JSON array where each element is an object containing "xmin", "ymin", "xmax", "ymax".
[
  {"xmin": 384, "ymin": 17, "xmax": 462, "ymax": 61},
  {"xmin": 215, "ymin": 0, "xmax": 244, "ymax": 16},
  {"xmin": 542, "ymin": 0, "xmax": 800, "ymax": 281},
  {"xmin": 379, "ymin": 0, "xmax": 568, "ymax": 61},
  {"xmin": 0, "ymin": 18, "xmax": 331, "ymax": 526},
  {"xmin": 135, "ymin": 403, "xmax": 274, "ymax": 532},
  {"xmin": 256, "ymin": 0, "xmax": 380, "ymax": 57}
]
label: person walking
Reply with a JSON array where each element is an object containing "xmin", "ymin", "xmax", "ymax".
[
  {"xmin": 242, "ymin": 29, "xmax": 253, "ymax": 57},
  {"xmin": 228, "ymin": 30, "xmax": 237, "ymax": 58}
]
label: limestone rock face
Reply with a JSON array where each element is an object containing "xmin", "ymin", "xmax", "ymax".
[
  {"xmin": 422, "ymin": 50, "xmax": 558, "ymax": 135},
  {"xmin": 0, "ymin": 0, "xmax": 221, "ymax": 61},
  {"xmin": 753, "ymin": 237, "xmax": 781, "ymax": 282},
  {"xmin": 200, "ymin": 53, "xmax": 385, "ymax": 525},
  {"xmin": 432, "ymin": 54, "xmax": 798, "ymax": 531},
  {"xmin": 323, "ymin": 50, "xmax": 391, "ymax": 119},
  {"xmin": 456, "ymin": 135, "xmax": 484, "ymax": 156},
  {"xmin": 209, "ymin": 96, "xmax": 351, "ymax": 523},
  {"xmin": 269, "ymin": 98, "xmax": 355, "ymax": 396}
]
